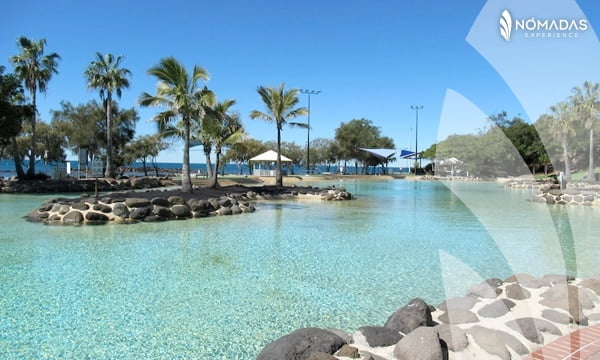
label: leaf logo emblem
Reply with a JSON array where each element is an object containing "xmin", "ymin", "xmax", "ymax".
[{"xmin": 500, "ymin": 9, "xmax": 512, "ymax": 41}]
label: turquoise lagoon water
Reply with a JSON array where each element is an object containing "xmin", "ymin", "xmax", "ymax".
[{"xmin": 0, "ymin": 180, "xmax": 599, "ymax": 359}]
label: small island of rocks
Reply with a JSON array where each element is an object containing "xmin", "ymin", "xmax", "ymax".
[{"xmin": 25, "ymin": 183, "xmax": 353, "ymax": 225}]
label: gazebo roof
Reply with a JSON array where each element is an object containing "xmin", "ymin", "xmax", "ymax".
[{"xmin": 249, "ymin": 150, "xmax": 292, "ymax": 162}]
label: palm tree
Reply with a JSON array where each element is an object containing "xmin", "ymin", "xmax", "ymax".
[
  {"xmin": 549, "ymin": 101, "xmax": 576, "ymax": 180},
  {"xmin": 139, "ymin": 57, "xmax": 213, "ymax": 193},
  {"xmin": 572, "ymin": 81, "xmax": 600, "ymax": 183},
  {"xmin": 84, "ymin": 53, "xmax": 131, "ymax": 178},
  {"xmin": 203, "ymin": 99, "xmax": 244, "ymax": 187},
  {"xmin": 10, "ymin": 36, "xmax": 60, "ymax": 177},
  {"xmin": 249, "ymin": 84, "xmax": 307, "ymax": 186}
]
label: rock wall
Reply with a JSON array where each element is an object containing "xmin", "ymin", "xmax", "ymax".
[
  {"xmin": 26, "ymin": 186, "xmax": 353, "ymax": 225},
  {"xmin": 530, "ymin": 187, "xmax": 599, "ymax": 206},
  {"xmin": 256, "ymin": 274, "xmax": 600, "ymax": 360}
]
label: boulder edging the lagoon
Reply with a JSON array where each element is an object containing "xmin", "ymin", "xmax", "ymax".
[
  {"xmin": 25, "ymin": 185, "xmax": 353, "ymax": 225},
  {"xmin": 256, "ymin": 274, "xmax": 600, "ymax": 359}
]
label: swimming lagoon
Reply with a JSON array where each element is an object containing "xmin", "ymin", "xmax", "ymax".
[{"xmin": 0, "ymin": 180, "xmax": 598, "ymax": 359}]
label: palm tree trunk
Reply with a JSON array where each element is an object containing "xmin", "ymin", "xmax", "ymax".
[
  {"xmin": 203, "ymin": 143, "xmax": 213, "ymax": 180},
  {"xmin": 209, "ymin": 147, "xmax": 221, "ymax": 188},
  {"xmin": 562, "ymin": 137, "xmax": 571, "ymax": 180},
  {"xmin": 27, "ymin": 90, "xmax": 37, "ymax": 177},
  {"xmin": 104, "ymin": 95, "xmax": 113, "ymax": 178},
  {"xmin": 12, "ymin": 138, "xmax": 26, "ymax": 179},
  {"xmin": 588, "ymin": 128, "xmax": 595, "ymax": 183},
  {"xmin": 181, "ymin": 120, "xmax": 192, "ymax": 193},
  {"xmin": 276, "ymin": 125, "xmax": 283, "ymax": 187}
]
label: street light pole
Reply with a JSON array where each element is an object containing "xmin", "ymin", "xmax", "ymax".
[
  {"xmin": 410, "ymin": 105, "xmax": 423, "ymax": 174},
  {"xmin": 300, "ymin": 89, "xmax": 320, "ymax": 174}
]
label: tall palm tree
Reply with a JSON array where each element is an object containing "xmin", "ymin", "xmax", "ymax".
[
  {"xmin": 204, "ymin": 99, "xmax": 244, "ymax": 188},
  {"xmin": 10, "ymin": 36, "xmax": 60, "ymax": 177},
  {"xmin": 84, "ymin": 52, "xmax": 131, "ymax": 178},
  {"xmin": 549, "ymin": 101, "xmax": 576, "ymax": 180},
  {"xmin": 572, "ymin": 81, "xmax": 600, "ymax": 183},
  {"xmin": 249, "ymin": 84, "xmax": 307, "ymax": 186},
  {"xmin": 139, "ymin": 57, "xmax": 213, "ymax": 193}
]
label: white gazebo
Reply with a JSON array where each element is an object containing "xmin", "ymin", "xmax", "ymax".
[{"xmin": 249, "ymin": 150, "xmax": 292, "ymax": 176}]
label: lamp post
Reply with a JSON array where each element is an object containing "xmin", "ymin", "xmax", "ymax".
[
  {"xmin": 300, "ymin": 89, "xmax": 320, "ymax": 174},
  {"xmin": 410, "ymin": 105, "xmax": 423, "ymax": 174}
]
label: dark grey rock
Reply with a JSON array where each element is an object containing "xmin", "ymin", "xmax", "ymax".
[
  {"xmin": 216, "ymin": 206, "xmax": 233, "ymax": 216},
  {"xmin": 477, "ymin": 299, "xmax": 516, "ymax": 318},
  {"xmin": 336, "ymin": 344, "xmax": 359, "ymax": 358},
  {"xmin": 125, "ymin": 198, "xmax": 151, "ymax": 208},
  {"xmin": 85, "ymin": 212, "xmax": 109, "ymax": 222},
  {"xmin": 71, "ymin": 201, "xmax": 89, "ymax": 211},
  {"xmin": 505, "ymin": 283, "xmax": 531, "ymax": 300},
  {"xmin": 241, "ymin": 204, "xmax": 256, "ymax": 213},
  {"xmin": 100, "ymin": 196, "xmax": 113, "ymax": 204},
  {"xmin": 92, "ymin": 203, "xmax": 112, "ymax": 213},
  {"xmin": 170, "ymin": 204, "xmax": 192, "ymax": 218},
  {"xmin": 256, "ymin": 328, "xmax": 346, "ymax": 360},
  {"xmin": 48, "ymin": 214, "xmax": 61, "ymax": 222},
  {"xmin": 467, "ymin": 326, "xmax": 528, "ymax": 360},
  {"xmin": 436, "ymin": 296, "xmax": 478, "ymax": 312},
  {"xmin": 58, "ymin": 204, "xmax": 71, "ymax": 215},
  {"xmin": 468, "ymin": 281, "xmax": 502, "ymax": 298},
  {"xmin": 504, "ymin": 273, "xmax": 534, "ymax": 284},
  {"xmin": 438, "ymin": 309, "xmax": 478, "ymax": 324},
  {"xmin": 541, "ymin": 309, "xmax": 572, "ymax": 324},
  {"xmin": 112, "ymin": 203, "xmax": 130, "ymax": 218},
  {"xmin": 231, "ymin": 204, "xmax": 242, "ymax": 214},
  {"xmin": 130, "ymin": 206, "xmax": 151, "ymax": 220},
  {"xmin": 218, "ymin": 197, "xmax": 232, "ymax": 207},
  {"xmin": 436, "ymin": 324, "xmax": 468, "ymax": 352},
  {"xmin": 580, "ymin": 277, "xmax": 600, "ymax": 296},
  {"xmin": 152, "ymin": 205, "xmax": 172, "ymax": 218},
  {"xmin": 505, "ymin": 318, "xmax": 562, "ymax": 344},
  {"xmin": 188, "ymin": 199, "xmax": 209, "ymax": 211},
  {"xmin": 485, "ymin": 278, "xmax": 504, "ymax": 287},
  {"xmin": 306, "ymin": 352, "xmax": 336, "ymax": 360},
  {"xmin": 63, "ymin": 211, "xmax": 84, "ymax": 224},
  {"xmin": 393, "ymin": 327, "xmax": 441, "ymax": 360},
  {"xmin": 168, "ymin": 196, "xmax": 185, "ymax": 205},
  {"xmin": 39, "ymin": 203, "xmax": 53, "ymax": 211},
  {"xmin": 358, "ymin": 326, "xmax": 402, "ymax": 347},
  {"xmin": 324, "ymin": 329, "xmax": 352, "ymax": 344},
  {"xmin": 384, "ymin": 298, "xmax": 433, "ymax": 334},
  {"xmin": 151, "ymin": 197, "xmax": 171, "ymax": 207},
  {"xmin": 539, "ymin": 284, "xmax": 592, "ymax": 325},
  {"xmin": 193, "ymin": 210, "xmax": 209, "ymax": 218},
  {"xmin": 143, "ymin": 215, "xmax": 164, "ymax": 222}
]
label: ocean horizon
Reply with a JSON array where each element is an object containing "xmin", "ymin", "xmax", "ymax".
[{"xmin": 0, "ymin": 159, "xmax": 404, "ymax": 178}]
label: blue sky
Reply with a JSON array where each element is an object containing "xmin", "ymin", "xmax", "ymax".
[{"xmin": 2, "ymin": 0, "xmax": 599, "ymax": 163}]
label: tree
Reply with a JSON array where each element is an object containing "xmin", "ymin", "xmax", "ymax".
[
  {"xmin": 0, "ymin": 66, "xmax": 32, "ymax": 159},
  {"xmin": 334, "ymin": 118, "xmax": 385, "ymax": 173},
  {"xmin": 139, "ymin": 57, "xmax": 213, "ymax": 193},
  {"xmin": 548, "ymin": 101, "xmax": 576, "ymax": 180},
  {"xmin": 572, "ymin": 81, "xmax": 600, "ymax": 182},
  {"xmin": 123, "ymin": 135, "xmax": 168, "ymax": 176},
  {"xmin": 203, "ymin": 99, "xmax": 244, "ymax": 187},
  {"xmin": 249, "ymin": 84, "xmax": 307, "ymax": 186},
  {"xmin": 51, "ymin": 101, "xmax": 105, "ymax": 161},
  {"xmin": 84, "ymin": 52, "xmax": 131, "ymax": 178},
  {"xmin": 51, "ymin": 100, "xmax": 138, "ymax": 171},
  {"xmin": 223, "ymin": 138, "xmax": 268, "ymax": 175},
  {"xmin": 10, "ymin": 36, "xmax": 60, "ymax": 177}
]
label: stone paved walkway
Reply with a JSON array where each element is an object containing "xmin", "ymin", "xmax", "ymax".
[{"xmin": 522, "ymin": 324, "xmax": 600, "ymax": 360}]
